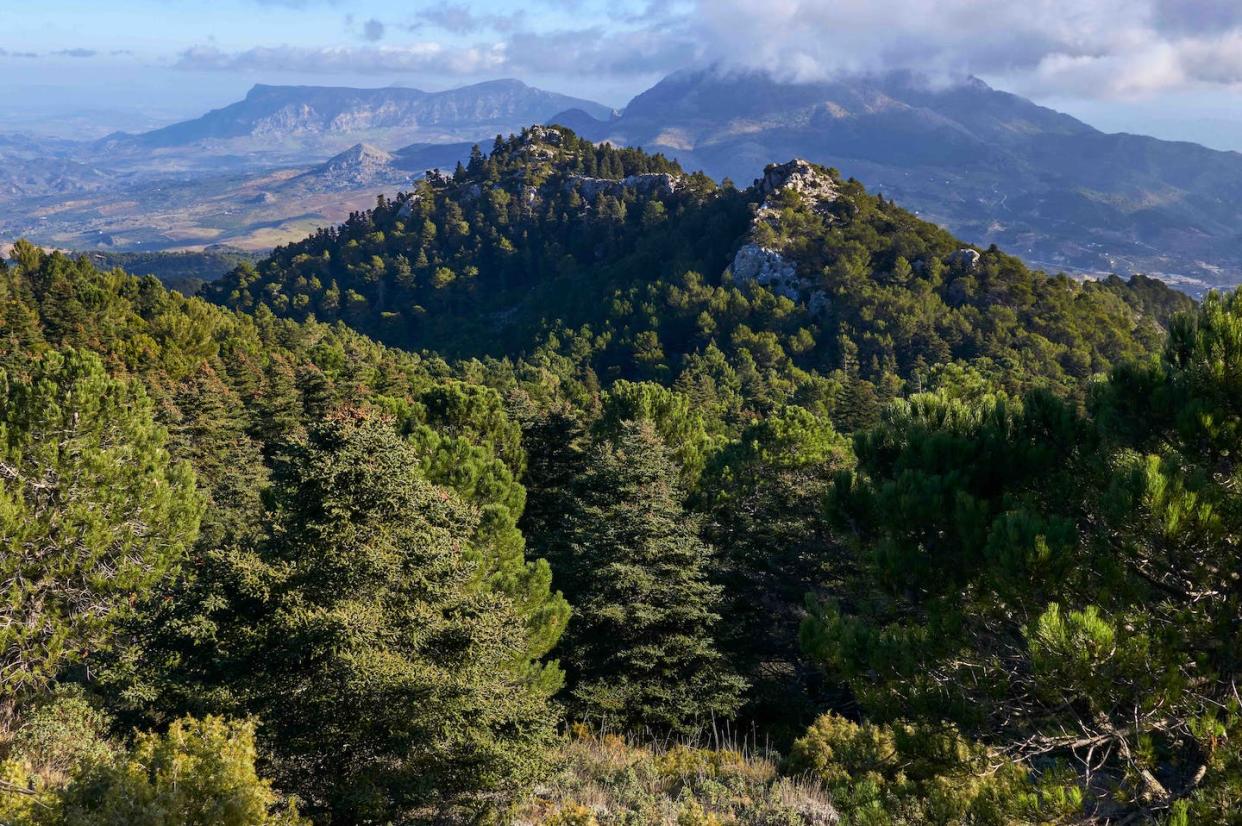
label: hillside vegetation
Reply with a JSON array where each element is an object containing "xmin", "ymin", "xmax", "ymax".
[
  {"xmin": 0, "ymin": 126, "xmax": 1236, "ymax": 825},
  {"xmin": 209, "ymin": 126, "xmax": 1188, "ymax": 429}
]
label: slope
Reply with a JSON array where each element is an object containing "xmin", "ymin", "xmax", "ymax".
[
  {"xmin": 206, "ymin": 125, "xmax": 1189, "ymax": 414},
  {"xmin": 557, "ymin": 68, "xmax": 1242, "ymax": 290},
  {"xmin": 105, "ymin": 79, "xmax": 614, "ymax": 153}
]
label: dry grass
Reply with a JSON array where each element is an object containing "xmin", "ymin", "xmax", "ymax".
[{"xmin": 515, "ymin": 726, "xmax": 838, "ymax": 825}]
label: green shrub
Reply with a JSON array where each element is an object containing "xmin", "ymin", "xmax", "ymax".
[
  {"xmin": 787, "ymin": 713, "xmax": 1081, "ymax": 825},
  {"xmin": 56, "ymin": 716, "xmax": 306, "ymax": 826},
  {"xmin": 9, "ymin": 685, "xmax": 114, "ymax": 784}
]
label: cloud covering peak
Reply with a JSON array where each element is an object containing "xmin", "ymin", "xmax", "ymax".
[
  {"xmin": 162, "ymin": 0, "xmax": 1242, "ymax": 102},
  {"xmin": 694, "ymin": 0, "xmax": 1242, "ymax": 98}
]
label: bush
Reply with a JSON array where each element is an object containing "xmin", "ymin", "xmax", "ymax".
[
  {"xmin": 787, "ymin": 713, "xmax": 1081, "ymax": 825},
  {"xmin": 56, "ymin": 716, "xmax": 306, "ymax": 826},
  {"xmin": 9, "ymin": 685, "xmax": 114, "ymax": 785}
]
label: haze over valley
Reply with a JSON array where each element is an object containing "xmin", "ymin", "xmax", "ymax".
[{"xmin": 5, "ymin": 69, "xmax": 1242, "ymax": 294}]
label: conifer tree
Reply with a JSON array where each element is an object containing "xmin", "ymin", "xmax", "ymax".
[
  {"xmin": 246, "ymin": 414, "xmax": 556, "ymax": 820},
  {"xmin": 552, "ymin": 421, "xmax": 745, "ymax": 733},
  {"xmin": 0, "ymin": 350, "xmax": 201, "ymax": 723},
  {"xmin": 699, "ymin": 407, "xmax": 852, "ymax": 731}
]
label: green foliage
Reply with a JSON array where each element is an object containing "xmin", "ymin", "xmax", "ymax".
[
  {"xmin": 802, "ymin": 293, "xmax": 1242, "ymax": 821},
  {"xmin": 698, "ymin": 407, "xmax": 853, "ymax": 734},
  {"xmin": 1, "ymin": 129, "xmax": 1230, "ymax": 825},
  {"xmin": 595, "ymin": 380, "xmax": 713, "ymax": 485},
  {"xmin": 231, "ymin": 415, "xmax": 556, "ymax": 821},
  {"xmin": 56, "ymin": 716, "xmax": 306, "ymax": 826},
  {"xmin": 547, "ymin": 422, "xmax": 745, "ymax": 733},
  {"xmin": 0, "ymin": 349, "xmax": 201, "ymax": 709},
  {"xmin": 75, "ymin": 248, "xmax": 264, "ymax": 295},
  {"xmin": 7, "ymin": 685, "xmax": 114, "ymax": 784},
  {"xmin": 0, "ymin": 245, "xmax": 567, "ymax": 737},
  {"xmin": 787, "ymin": 713, "xmax": 1081, "ymax": 825},
  {"xmin": 206, "ymin": 131, "xmax": 1178, "ymax": 433}
]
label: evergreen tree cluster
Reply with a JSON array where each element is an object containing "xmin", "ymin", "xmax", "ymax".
[
  {"xmin": 207, "ymin": 125, "xmax": 1188, "ymax": 436},
  {"xmin": 0, "ymin": 125, "xmax": 1236, "ymax": 824}
]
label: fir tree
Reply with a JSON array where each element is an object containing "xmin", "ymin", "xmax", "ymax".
[
  {"xmin": 247, "ymin": 414, "xmax": 556, "ymax": 820},
  {"xmin": 553, "ymin": 421, "xmax": 745, "ymax": 733}
]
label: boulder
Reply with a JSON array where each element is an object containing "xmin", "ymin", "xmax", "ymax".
[
  {"xmin": 756, "ymin": 159, "xmax": 839, "ymax": 206},
  {"xmin": 729, "ymin": 243, "xmax": 800, "ymax": 300},
  {"xmin": 948, "ymin": 248, "xmax": 981, "ymax": 270}
]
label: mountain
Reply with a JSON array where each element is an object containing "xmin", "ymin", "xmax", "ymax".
[
  {"xmin": 7, "ymin": 124, "xmax": 1237, "ymax": 826},
  {"xmin": 207, "ymin": 124, "xmax": 1187, "ymax": 404},
  {"xmin": 556, "ymin": 69, "xmax": 1242, "ymax": 291},
  {"xmin": 107, "ymin": 79, "xmax": 614, "ymax": 153},
  {"xmin": 0, "ymin": 151, "xmax": 418, "ymax": 254},
  {"xmin": 294, "ymin": 142, "xmax": 409, "ymax": 191}
]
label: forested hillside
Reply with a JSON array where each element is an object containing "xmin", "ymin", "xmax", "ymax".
[
  {"xmin": 208, "ymin": 126, "xmax": 1189, "ymax": 427},
  {"xmin": 1, "ymin": 127, "xmax": 1237, "ymax": 825}
]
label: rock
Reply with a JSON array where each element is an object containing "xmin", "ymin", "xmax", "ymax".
[
  {"xmin": 756, "ymin": 159, "xmax": 839, "ymax": 207},
  {"xmin": 520, "ymin": 125, "xmax": 564, "ymax": 148},
  {"xmin": 395, "ymin": 194, "xmax": 419, "ymax": 219},
  {"xmin": 724, "ymin": 159, "xmax": 842, "ymax": 311},
  {"xmin": 566, "ymin": 173, "xmax": 680, "ymax": 200},
  {"xmin": 729, "ymin": 243, "xmax": 801, "ymax": 300},
  {"xmin": 809, "ymin": 289, "xmax": 831, "ymax": 315},
  {"xmin": 948, "ymin": 248, "xmax": 981, "ymax": 270}
]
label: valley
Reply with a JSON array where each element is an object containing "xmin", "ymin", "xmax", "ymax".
[
  {"xmin": 4, "ymin": 34, "xmax": 1242, "ymax": 821},
  {"xmin": 4, "ymin": 71, "xmax": 1242, "ymax": 296}
]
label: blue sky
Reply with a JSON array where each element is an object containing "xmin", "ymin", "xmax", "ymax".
[{"xmin": 5, "ymin": 0, "xmax": 1242, "ymax": 150}]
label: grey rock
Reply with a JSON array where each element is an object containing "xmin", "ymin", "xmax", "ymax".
[
  {"xmin": 948, "ymin": 248, "xmax": 981, "ymax": 270},
  {"xmin": 756, "ymin": 159, "xmax": 838, "ymax": 206},
  {"xmin": 729, "ymin": 243, "xmax": 801, "ymax": 300},
  {"xmin": 809, "ymin": 290, "xmax": 831, "ymax": 315},
  {"xmin": 566, "ymin": 173, "xmax": 680, "ymax": 201}
]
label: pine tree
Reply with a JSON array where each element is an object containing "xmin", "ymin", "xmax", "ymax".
[
  {"xmin": 553, "ymin": 421, "xmax": 745, "ymax": 733},
  {"xmin": 0, "ymin": 349, "xmax": 201, "ymax": 724},
  {"xmin": 467, "ymin": 143, "xmax": 485, "ymax": 176}
]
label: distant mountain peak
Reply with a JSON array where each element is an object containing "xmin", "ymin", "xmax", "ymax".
[
  {"xmin": 116, "ymin": 82, "xmax": 614, "ymax": 152},
  {"xmin": 319, "ymin": 142, "xmax": 396, "ymax": 171},
  {"xmin": 300, "ymin": 142, "xmax": 407, "ymax": 191}
]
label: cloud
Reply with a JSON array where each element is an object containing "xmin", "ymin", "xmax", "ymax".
[
  {"xmin": 172, "ymin": 0, "xmax": 1242, "ymax": 102},
  {"xmin": 413, "ymin": 3, "xmax": 526, "ymax": 35},
  {"xmin": 0, "ymin": 48, "xmax": 39, "ymax": 58},
  {"xmin": 247, "ymin": 0, "xmax": 342, "ymax": 6},
  {"xmin": 504, "ymin": 24, "xmax": 696, "ymax": 77},
  {"xmin": 362, "ymin": 18, "xmax": 386, "ymax": 42},
  {"xmin": 51, "ymin": 48, "xmax": 98, "ymax": 58},
  {"xmin": 175, "ymin": 43, "xmax": 509, "ymax": 76},
  {"xmin": 175, "ymin": 19, "xmax": 693, "ymax": 80},
  {"xmin": 688, "ymin": 0, "xmax": 1242, "ymax": 99}
]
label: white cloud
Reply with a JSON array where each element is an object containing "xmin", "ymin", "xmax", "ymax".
[
  {"xmin": 412, "ymin": 3, "xmax": 526, "ymax": 35},
  {"xmin": 175, "ymin": 43, "xmax": 509, "ymax": 76},
  {"xmin": 174, "ymin": 0, "xmax": 1242, "ymax": 101},
  {"xmin": 690, "ymin": 0, "xmax": 1242, "ymax": 99}
]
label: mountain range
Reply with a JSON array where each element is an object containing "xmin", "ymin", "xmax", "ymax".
[
  {"xmin": 98, "ymin": 79, "xmax": 615, "ymax": 166},
  {"xmin": 3, "ymin": 71, "xmax": 1242, "ymax": 292},
  {"xmin": 558, "ymin": 69, "xmax": 1242, "ymax": 291}
]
